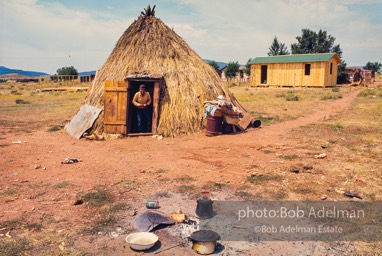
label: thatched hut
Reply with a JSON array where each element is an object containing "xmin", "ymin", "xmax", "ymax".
[{"xmin": 68, "ymin": 6, "xmax": 245, "ymax": 138}]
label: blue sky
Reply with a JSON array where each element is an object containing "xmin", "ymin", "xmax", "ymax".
[{"xmin": 1, "ymin": 0, "xmax": 381, "ymax": 74}]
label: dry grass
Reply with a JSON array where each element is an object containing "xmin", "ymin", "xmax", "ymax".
[
  {"xmin": 282, "ymin": 86, "xmax": 382, "ymax": 201},
  {"xmin": 0, "ymin": 82, "xmax": 86, "ymax": 134},
  {"xmin": 233, "ymin": 85, "xmax": 353, "ymax": 125},
  {"xmin": 82, "ymin": 189, "xmax": 114, "ymax": 207}
]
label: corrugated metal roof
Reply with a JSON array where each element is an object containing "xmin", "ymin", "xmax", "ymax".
[
  {"xmin": 249, "ymin": 53, "xmax": 339, "ymax": 64},
  {"xmin": 65, "ymin": 104, "xmax": 102, "ymax": 139}
]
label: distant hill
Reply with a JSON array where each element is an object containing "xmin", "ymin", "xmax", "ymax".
[
  {"xmin": 0, "ymin": 66, "xmax": 49, "ymax": 77},
  {"xmin": 79, "ymin": 71, "xmax": 96, "ymax": 76},
  {"xmin": 204, "ymin": 60, "xmax": 228, "ymax": 70}
]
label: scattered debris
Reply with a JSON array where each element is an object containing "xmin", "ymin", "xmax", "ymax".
[
  {"xmin": 270, "ymin": 160, "xmax": 285, "ymax": 163},
  {"xmin": 58, "ymin": 242, "xmax": 65, "ymax": 251},
  {"xmin": 314, "ymin": 153, "xmax": 327, "ymax": 159},
  {"xmin": 109, "ymin": 231, "xmax": 119, "ymax": 238},
  {"xmin": 344, "ymin": 191, "xmax": 362, "ymax": 200},
  {"xmin": 5, "ymin": 232, "xmax": 12, "ymax": 238},
  {"xmin": 290, "ymin": 169, "xmax": 300, "ymax": 174},
  {"xmin": 133, "ymin": 211, "xmax": 174, "ymax": 232},
  {"xmin": 84, "ymin": 133, "xmax": 104, "ymax": 140},
  {"xmin": 73, "ymin": 198, "xmax": 84, "ymax": 206},
  {"xmin": 320, "ymin": 195, "xmax": 328, "ymax": 200},
  {"xmin": 12, "ymin": 140, "xmax": 26, "ymax": 144},
  {"xmin": 61, "ymin": 158, "xmax": 81, "ymax": 164},
  {"xmin": 170, "ymin": 208, "xmax": 186, "ymax": 223},
  {"xmin": 129, "ymin": 208, "xmax": 138, "ymax": 217},
  {"xmin": 335, "ymin": 188, "xmax": 345, "ymax": 195},
  {"xmin": 321, "ymin": 143, "xmax": 330, "ymax": 149},
  {"xmin": 146, "ymin": 199, "xmax": 160, "ymax": 209}
]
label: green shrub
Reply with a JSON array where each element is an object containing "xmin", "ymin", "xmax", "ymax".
[
  {"xmin": 285, "ymin": 94, "xmax": 301, "ymax": 101},
  {"xmin": 11, "ymin": 90, "xmax": 22, "ymax": 95},
  {"xmin": 15, "ymin": 99, "xmax": 30, "ymax": 104},
  {"xmin": 320, "ymin": 94, "xmax": 342, "ymax": 100},
  {"xmin": 47, "ymin": 125, "xmax": 63, "ymax": 132}
]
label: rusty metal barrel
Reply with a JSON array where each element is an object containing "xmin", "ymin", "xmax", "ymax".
[{"xmin": 205, "ymin": 115, "xmax": 222, "ymax": 136}]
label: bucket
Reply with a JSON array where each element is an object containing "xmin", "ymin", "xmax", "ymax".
[
  {"xmin": 251, "ymin": 119, "xmax": 262, "ymax": 128},
  {"xmin": 206, "ymin": 115, "xmax": 222, "ymax": 136}
]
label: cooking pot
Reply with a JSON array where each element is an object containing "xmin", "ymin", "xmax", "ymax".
[
  {"xmin": 190, "ymin": 230, "xmax": 220, "ymax": 255},
  {"xmin": 195, "ymin": 196, "xmax": 213, "ymax": 219}
]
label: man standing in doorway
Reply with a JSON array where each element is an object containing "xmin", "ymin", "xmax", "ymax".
[{"xmin": 132, "ymin": 84, "xmax": 152, "ymax": 133}]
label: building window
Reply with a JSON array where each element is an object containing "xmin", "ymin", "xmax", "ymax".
[
  {"xmin": 330, "ymin": 63, "xmax": 333, "ymax": 75},
  {"xmin": 305, "ymin": 64, "xmax": 311, "ymax": 76}
]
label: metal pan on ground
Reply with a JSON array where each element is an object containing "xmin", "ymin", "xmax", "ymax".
[{"xmin": 125, "ymin": 232, "xmax": 159, "ymax": 251}]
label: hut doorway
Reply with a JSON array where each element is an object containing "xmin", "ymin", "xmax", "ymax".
[
  {"xmin": 103, "ymin": 76, "xmax": 162, "ymax": 136},
  {"xmin": 127, "ymin": 81, "xmax": 154, "ymax": 134}
]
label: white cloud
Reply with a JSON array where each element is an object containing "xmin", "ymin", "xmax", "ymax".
[
  {"xmin": 1, "ymin": 0, "xmax": 131, "ymax": 73},
  {"xmin": 173, "ymin": 0, "xmax": 382, "ymax": 65}
]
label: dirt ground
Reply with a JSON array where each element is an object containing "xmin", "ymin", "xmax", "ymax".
[{"xmin": 0, "ymin": 83, "xmax": 381, "ymax": 255}]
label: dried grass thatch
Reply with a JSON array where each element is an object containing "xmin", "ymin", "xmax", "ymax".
[{"xmin": 83, "ymin": 9, "xmax": 245, "ymax": 137}]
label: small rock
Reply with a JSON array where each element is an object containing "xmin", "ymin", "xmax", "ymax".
[
  {"xmin": 344, "ymin": 191, "xmax": 362, "ymax": 200},
  {"xmin": 226, "ymin": 180, "xmax": 231, "ymax": 183},
  {"xmin": 314, "ymin": 153, "xmax": 327, "ymax": 159},
  {"xmin": 110, "ymin": 231, "xmax": 119, "ymax": 238},
  {"xmin": 12, "ymin": 140, "xmax": 26, "ymax": 144},
  {"xmin": 321, "ymin": 143, "xmax": 330, "ymax": 149},
  {"xmin": 73, "ymin": 198, "xmax": 83, "ymax": 206},
  {"xmin": 61, "ymin": 158, "xmax": 81, "ymax": 164},
  {"xmin": 129, "ymin": 209, "xmax": 138, "ymax": 216},
  {"xmin": 290, "ymin": 169, "xmax": 300, "ymax": 173},
  {"xmin": 34, "ymin": 165, "xmax": 42, "ymax": 169},
  {"xmin": 226, "ymin": 149, "xmax": 231, "ymax": 152},
  {"xmin": 321, "ymin": 195, "xmax": 327, "ymax": 200},
  {"xmin": 157, "ymin": 135, "xmax": 164, "ymax": 140}
]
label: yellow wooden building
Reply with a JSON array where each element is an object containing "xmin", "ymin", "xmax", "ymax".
[{"xmin": 249, "ymin": 53, "xmax": 341, "ymax": 87}]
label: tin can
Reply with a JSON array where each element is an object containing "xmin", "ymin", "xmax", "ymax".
[{"xmin": 146, "ymin": 200, "xmax": 159, "ymax": 209}]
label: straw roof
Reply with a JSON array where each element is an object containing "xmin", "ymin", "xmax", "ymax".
[{"xmin": 84, "ymin": 7, "xmax": 245, "ymax": 137}]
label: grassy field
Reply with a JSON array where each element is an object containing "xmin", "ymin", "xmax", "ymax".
[
  {"xmin": 231, "ymin": 83, "xmax": 352, "ymax": 125},
  {"xmin": 0, "ymin": 82, "xmax": 87, "ymax": 135}
]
